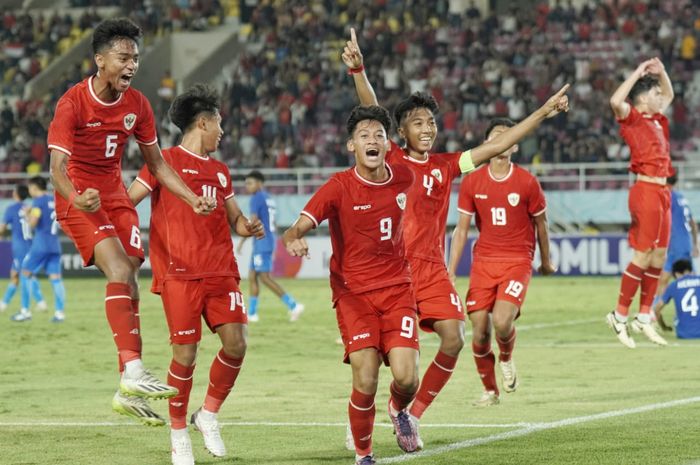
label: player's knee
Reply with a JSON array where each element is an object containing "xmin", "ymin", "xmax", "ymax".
[
  {"xmin": 471, "ymin": 330, "xmax": 491, "ymax": 347},
  {"xmin": 222, "ymin": 337, "xmax": 247, "ymax": 359},
  {"xmin": 441, "ymin": 332, "xmax": 465, "ymax": 356},
  {"xmin": 354, "ymin": 374, "xmax": 379, "ymax": 394},
  {"xmin": 492, "ymin": 316, "xmax": 513, "ymax": 338},
  {"xmin": 104, "ymin": 260, "xmax": 133, "ymax": 283},
  {"xmin": 173, "ymin": 345, "xmax": 197, "ymax": 366},
  {"xmin": 393, "ymin": 373, "xmax": 419, "ymax": 393}
]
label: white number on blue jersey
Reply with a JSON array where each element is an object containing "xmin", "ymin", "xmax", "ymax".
[
  {"xmin": 681, "ymin": 288, "xmax": 699, "ymax": 317},
  {"xmin": 19, "ymin": 210, "xmax": 32, "ymax": 240}
]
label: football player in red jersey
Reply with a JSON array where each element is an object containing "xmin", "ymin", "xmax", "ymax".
[
  {"xmin": 128, "ymin": 84, "xmax": 264, "ymax": 465},
  {"xmin": 607, "ymin": 57, "xmax": 673, "ymax": 348},
  {"xmin": 284, "ymin": 106, "xmax": 420, "ymax": 465},
  {"xmin": 448, "ymin": 118, "xmax": 555, "ymax": 406},
  {"xmin": 341, "ymin": 28, "xmax": 567, "ymax": 436},
  {"xmin": 47, "ymin": 18, "xmax": 214, "ymax": 424}
]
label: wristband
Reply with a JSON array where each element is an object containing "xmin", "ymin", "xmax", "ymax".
[
  {"xmin": 347, "ymin": 64, "xmax": 365, "ymax": 75},
  {"xmin": 459, "ymin": 150, "xmax": 475, "ymax": 174}
]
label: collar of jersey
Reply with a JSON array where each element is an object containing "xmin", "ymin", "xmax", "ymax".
[
  {"xmin": 88, "ymin": 75, "xmax": 124, "ymax": 107},
  {"xmin": 402, "ymin": 153, "xmax": 430, "ymax": 164},
  {"xmin": 178, "ymin": 145, "xmax": 210, "ymax": 161},
  {"xmin": 487, "ymin": 163, "xmax": 514, "ymax": 182},
  {"xmin": 353, "ymin": 164, "xmax": 393, "ymax": 186}
]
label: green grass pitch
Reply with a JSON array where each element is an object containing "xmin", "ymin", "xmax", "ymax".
[{"xmin": 0, "ymin": 276, "xmax": 699, "ymax": 465}]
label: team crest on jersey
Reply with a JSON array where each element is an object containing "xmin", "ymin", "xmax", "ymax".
[
  {"xmin": 396, "ymin": 193, "xmax": 407, "ymax": 210},
  {"xmin": 123, "ymin": 113, "xmax": 137, "ymax": 131},
  {"xmin": 431, "ymin": 169, "xmax": 443, "ymax": 183},
  {"xmin": 217, "ymin": 172, "xmax": 228, "ymax": 188},
  {"xmin": 508, "ymin": 193, "xmax": 520, "ymax": 207}
]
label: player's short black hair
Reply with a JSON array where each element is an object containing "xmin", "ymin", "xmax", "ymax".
[
  {"xmin": 672, "ymin": 259, "xmax": 693, "ymax": 276},
  {"xmin": 15, "ymin": 184, "xmax": 29, "ymax": 201},
  {"xmin": 168, "ymin": 83, "xmax": 220, "ymax": 133},
  {"xmin": 629, "ymin": 75, "xmax": 660, "ymax": 104},
  {"xmin": 484, "ymin": 117, "xmax": 516, "ymax": 140},
  {"xmin": 28, "ymin": 176, "xmax": 47, "ymax": 191},
  {"xmin": 667, "ymin": 172, "xmax": 678, "ymax": 186},
  {"xmin": 393, "ymin": 92, "xmax": 439, "ymax": 127},
  {"xmin": 246, "ymin": 170, "xmax": 265, "ymax": 183},
  {"xmin": 346, "ymin": 105, "xmax": 392, "ymax": 136},
  {"xmin": 92, "ymin": 18, "xmax": 143, "ymax": 54}
]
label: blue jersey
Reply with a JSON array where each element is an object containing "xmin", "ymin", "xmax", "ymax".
[
  {"xmin": 2, "ymin": 201, "xmax": 32, "ymax": 256},
  {"xmin": 668, "ymin": 190, "xmax": 693, "ymax": 257},
  {"xmin": 250, "ymin": 190, "xmax": 276, "ymax": 253},
  {"xmin": 29, "ymin": 194, "xmax": 61, "ymax": 254},
  {"xmin": 662, "ymin": 274, "xmax": 700, "ymax": 339}
]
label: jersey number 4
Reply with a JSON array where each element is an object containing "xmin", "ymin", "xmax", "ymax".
[{"xmin": 681, "ymin": 288, "xmax": 699, "ymax": 317}]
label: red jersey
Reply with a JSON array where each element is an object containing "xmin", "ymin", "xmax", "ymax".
[
  {"xmin": 301, "ymin": 163, "xmax": 414, "ymax": 301},
  {"xmin": 136, "ymin": 145, "xmax": 239, "ymax": 292},
  {"xmin": 618, "ymin": 106, "xmax": 672, "ymax": 177},
  {"xmin": 47, "ymin": 76, "xmax": 158, "ymax": 218},
  {"xmin": 387, "ymin": 142, "xmax": 462, "ymax": 263},
  {"xmin": 457, "ymin": 163, "xmax": 546, "ymax": 263}
]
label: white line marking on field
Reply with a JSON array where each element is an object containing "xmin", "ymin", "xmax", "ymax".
[
  {"xmin": 0, "ymin": 421, "xmax": 527, "ymax": 429},
  {"xmin": 377, "ymin": 396, "xmax": 700, "ymax": 464}
]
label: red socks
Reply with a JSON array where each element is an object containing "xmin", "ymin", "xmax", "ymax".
[
  {"xmin": 409, "ymin": 351, "xmax": 457, "ymax": 419},
  {"xmin": 348, "ymin": 389, "xmax": 375, "ymax": 457},
  {"xmin": 118, "ymin": 298, "xmax": 141, "ymax": 374},
  {"xmin": 105, "ymin": 283, "xmax": 141, "ymax": 367},
  {"xmin": 168, "ymin": 360, "xmax": 195, "ymax": 429},
  {"xmin": 616, "ymin": 263, "xmax": 644, "ymax": 316},
  {"xmin": 496, "ymin": 329, "xmax": 516, "ymax": 362},
  {"xmin": 203, "ymin": 349, "xmax": 243, "ymax": 413},
  {"xmin": 639, "ymin": 266, "xmax": 662, "ymax": 314},
  {"xmin": 472, "ymin": 341, "xmax": 498, "ymax": 394}
]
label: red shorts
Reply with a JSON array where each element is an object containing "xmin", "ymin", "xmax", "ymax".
[
  {"xmin": 58, "ymin": 196, "xmax": 144, "ymax": 266},
  {"xmin": 335, "ymin": 283, "xmax": 419, "ymax": 364},
  {"xmin": 628, "ymin": 181, "xmax": 671, "ymax": 251},
  {"xmin": 409, "ymin": 258, "xmax": 465, "ymax": 332},
  {"xmin": 160, "ymin": 276, "xmax": 247, "ymax": 344},
  {"xmin": 466, "ymin": 261, "xmax": 532, "ymax": 313}
]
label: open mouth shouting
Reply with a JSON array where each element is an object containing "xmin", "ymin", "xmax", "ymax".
[
  {"xmin": 119, "ymin": 73, "xmax": 134, "ymax": 88},
  {"xmin": 366, "ymin": 148, "xmax": 380, "ymax": 159}
]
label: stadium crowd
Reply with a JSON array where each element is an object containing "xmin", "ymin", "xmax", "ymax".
[{"xmin": 0, "ymin": 0, "xmax": 699, "ymax": 180}]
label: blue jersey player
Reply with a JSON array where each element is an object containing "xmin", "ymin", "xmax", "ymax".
[
  {"xmin": 655, "ymin": 259, "xmax": 700, "ymax": 339},
  {"xmin": 238, "ymin": 171, "xmax": 303, "ymax": 322},
  {"xmin": 11, "ymin": 177, "xmax": 66, "ymax": 322},
  {"xmin": 0, "ymin": 184, "xmax": 46, "ymax": 312},
  {"xmin": 655, "ymin": 174, "xmax": 698, "ymax": 305}
]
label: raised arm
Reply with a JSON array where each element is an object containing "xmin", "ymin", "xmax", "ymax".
[
  {"xmin": 447, "ymin": 212, "xmax": 473, "ymax": 284},
  {"xmin": 648, "ymin": 57, "xmax": 674, "ymax": 112},
  {"xmin": 534, "ymin": 212, "xmax": 556, "ymax": 275},
  {"xmin": 139, "ymin": 143, "xmax": 213, "ymax": 215},
  {"xmin": 469, "ymin": 84, "xmax": 570, "ymax": 166},
  {"xmin": 49, "ymin": 149, "xmax": 101, "ymax": 212},
  {"xmin": 342, "ymin": 28, "xmax": 379, "ymax": 106},
  {"xmin": 225, "ymin": 198, "xmax": 264, "ymax": 238},
  {"xmin": 282, "ymin": 215, "xmax": 315, "ymax": 258},
  {"xmin": 609, "ymin": 59, "xmax": 656, "ymax": 119}
]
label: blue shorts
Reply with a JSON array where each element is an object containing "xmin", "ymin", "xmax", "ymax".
[
  {"xmin": 664, "ymin": 250, "xmax": 693, "ymax": 273},
  {"xmin": 250, "ymin": 251, "xmax": 273, "ymax": 273},
  {"xmin": 11, "ymin": 245, "xmax": 29, "ymax": 273},
  {"xmin": 22, "ymin": 251, "xmax": 62, "ymax": 276}
]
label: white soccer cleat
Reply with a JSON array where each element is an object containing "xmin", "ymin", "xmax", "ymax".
[
  {"xmin": 191, "ymin": 408, "xmax": 226, "ymax": 457},
  {"xmin": 111, "ymin": 390, "xmax": 166, "ymax": 427},
  {"xmin": 345, "ymin": 423, "xmax": 355, "ymax": 451},
  {"xmin": 248, "ymin": 313, "xmax": 259, "ymax": 323},
  {"xmin": 171, "ymin": 429, "xmax": 195, "ymax": 465},
  {"xmin": 10, "ymin": 309, "xmax": 31, "ymax": 322},
  {"xmin": 120, "ymin": 369, "xmax": 179, "ymax": 400},
  {"xmin": 35, "ymin": 300, "xmax": 48, "ymax": 312},
  {"xmin": 630, "ymin": 317, "xmax": 668, "ymax": 346},
  {"xmin": 473, "ymin": 390, "xmax": 500, "ymax": 407},
  {"xmin": 499, "ymin": 359, "xmax": 518, "ymax": 393},
  {"xmin": 289, "ymin": 303, "xmax": 305, "ymax": 322},
  {"xmin": 0, "ymin": 301, "xmax": 7, "ymax": 312},
  {"xmin": 606, "ymin": 312, "xmax": 636, "ymax": 349}
]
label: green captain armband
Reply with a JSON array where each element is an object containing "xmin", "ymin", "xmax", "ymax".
[{"xmin": 459, "ymin": 150, "xmax": 475, "ymax": 173}]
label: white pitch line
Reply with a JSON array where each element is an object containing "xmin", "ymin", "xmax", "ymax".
[
  {"xmin": 0, "ymin": 421, "xmax": 526, "ymax": 429},
  {"xmin": 377, "ymin": 396, "xmax": 700, "ymax": 464}
]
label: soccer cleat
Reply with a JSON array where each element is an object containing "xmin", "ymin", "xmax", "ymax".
[
  {"xmin": 388, "ymin": 401, "xmax": 419, "ymax": 453},
  {"xmin": 248, "ymin": 313, "xmax": 259, "ymax": 323},
  {"xmin": 606, "ymin": 312, "xmax": 636, "ymax": 349},
  {"xmin": 120, "ymin": 369, "xmax": 179, "ymax": 400},
  {"xmin": 289, "ymin": 303, "xmax": 305, "ymax": 322},
  {"xmin": 410, "ymin": 414, "xmax": 424, "ymax": 451},
  {"xmin": 355, "ymin": 454, "xmax": 376, "ymax": 465},
  {"xmin": 171, "ymin": 429, "xmax": 195, "ymax": 465},
  {"xmin": 51, "ymin": 311, "xmax": 65, "ymax": 323},
  {"xmin": 345, "ymin": 423, "xmax": 355, "ymax": 451},
  {"xmin": 10, "ymin": 310, "xmax": 31, "ymax": 322},
  {"xmin": 35, "ymin": 300, "xmax": 48, "ymax": 312},
  {"xmin": 191, "ymin": 408, "xmax": 226, "ymax": 457},
  {"xmin": 473, "ymin": 390, "xmax": 500, "ymax": 407},
  {"xmin": 499, "ymin": 359, "xmax": 518, "ymax": 393},
  {"xmin": 111, "ymin": 390, "xmax": 166, "ymax": 427},
  {"xmin": 630, "ymin": 317, "xmax": 668, "ymax": 346},
  {"xmin": 0, "ymin": 301, "xmax": 7, "ymax": 312}
]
